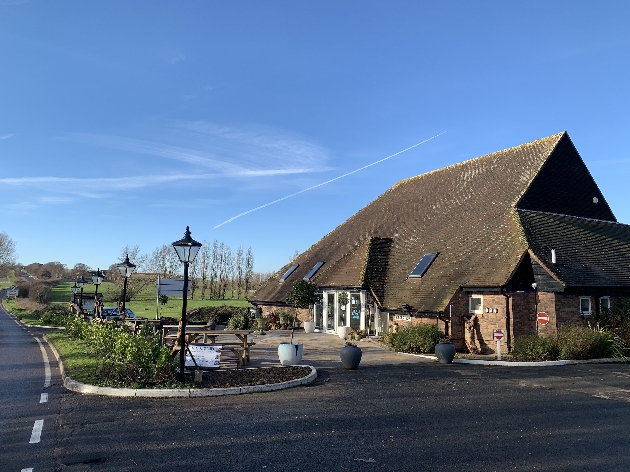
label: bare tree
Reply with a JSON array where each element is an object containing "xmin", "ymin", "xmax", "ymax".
[
  {"xmin": 198, "ymin": 242, "xmax": 210, "ymax": 300},
  {"xmin": 235, "ymin": 246, "xmax": 244, "ymax": 299},
  {"xmin": 244, "ymin": 246, "xmax": 254, "ymax": 295},
  {"xmin": 146, "ymin": 245, "xmax": 179, "ymax": 277},
  {"xmin": 0, "ymin": 232, "xmax": 17, "ymax": 267}
]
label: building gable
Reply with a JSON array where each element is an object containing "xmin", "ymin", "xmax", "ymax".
[{"xmin": 516, "ymin": 133, "xmax": 616, "ymax": 221}]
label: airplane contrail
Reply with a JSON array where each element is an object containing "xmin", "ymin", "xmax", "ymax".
[{"xmin": 213, "ymin": 131, "xmax": 446, "ymax": 229}]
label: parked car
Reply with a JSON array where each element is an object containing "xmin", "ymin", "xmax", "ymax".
[{"xmin": 102, "ymin": 307, "xmax": 137, "ymax": 320}]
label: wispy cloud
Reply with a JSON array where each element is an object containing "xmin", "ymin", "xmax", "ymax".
[
  {"xmin": 0, "ymin": 134, "xmax": 13, "ymax": 140},
  {"xmin": 65, "ymin": 123, "xmax": 331, "ymax": 177},
  {"xmin": 170, "ymin": 54, "xmax": 186, "ymax": 65}
]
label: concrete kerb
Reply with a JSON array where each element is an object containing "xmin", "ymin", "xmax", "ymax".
[
  {"xmin": 42, "ymin": 333, "xmax": 317, "ymax": 398},
  {"xmin": 396, "ymin": 351, "xmax": 627, "ymax": 366}
]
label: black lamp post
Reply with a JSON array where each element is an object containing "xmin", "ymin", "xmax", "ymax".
[
  {"xmin": 172, "ymin": 226, "xmax": 202, "ymax": 382},
  {"xmin": 71, "ymin": 282, "xmax": 78, "ymax": 305},
  {"xmin": 77, "ymin": 276, "xmax": 88, "ymax": 310},
  {"xmin": 117, "ymin": 255, "xmax": 136, "ymax": 314},
  {"xmin": 92, "ymin": 268, "xmax": 104, "ymax": 299}
]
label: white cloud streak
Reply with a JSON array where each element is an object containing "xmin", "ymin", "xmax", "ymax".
[
  {"xmin": 0, "ymin": 134, "xmax": 13, "ymax": 140},
  {"xmin": 213, "ymin": 132, "xmax": 446, "ymax": 229}
]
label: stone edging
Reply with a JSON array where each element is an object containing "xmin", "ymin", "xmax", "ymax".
[
  {"xmin": 397, "ymin": 351, "xmax": 626, "ymax": 366},
  {"xmin": 42, "ymin": 334, "xmax": 317, "ymax": 398}
]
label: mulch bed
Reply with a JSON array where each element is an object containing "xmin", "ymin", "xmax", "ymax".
[{"xmin": 198, "ymin": 366, "xmax": 312, "ymax": 388}]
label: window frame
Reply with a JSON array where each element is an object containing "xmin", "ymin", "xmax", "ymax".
[
  {"xmin": 469, "ymin": 295, "xmax": 483, "ymax": 314},
  {"xmin": 408, "ymin": 252, "xmax": 439, "ymax": 279},
  {"xmin": 279, "ymin": 264, "xmax": 299, "ymax": 282},
  {"xmin": 580, "ymin": 296, "xmax": 592, "ymax": 315},
  {"xmin": 599, "ymin": 296, "xmax": 611, "ymax": 312}
]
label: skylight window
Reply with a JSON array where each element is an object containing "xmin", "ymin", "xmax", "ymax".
[
  {"xmin": 303, "ymin": 262, "xmax": 324, "ymax": 281},
  {"xmin": 408, "ymin": 253, "xmax": 438, "ymax": 278},
  {"xmin": 279, "ymin": 264, "xmax": 299, "ymax": 282}
]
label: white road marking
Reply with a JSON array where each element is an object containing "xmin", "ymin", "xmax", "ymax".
[
  {"xmin": 21, "ymin": 468, "xmax": 34, "ymax": 472},
  {"xmin": 29, "ymin": 419, "xmax": 44, "ymax": 443},
  {"xmin": 34, "ymin": 338, "xmax": 51, "ymax": 388},
  {"xmin": 40, "ymin": 393, "xmax": 48, "ymax": 403}
]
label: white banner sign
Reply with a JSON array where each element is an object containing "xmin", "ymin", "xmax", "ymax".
[
  {"xmin": 185, "ymin": 345, "xmax": 221, "ymax": 369},
  {"xmin": 156, "ymin": 278, "xmax": 191, "ymax": 297},
  {"xmin": 6, "ymin": 288, "xmax": 18, "ymax": 297}
]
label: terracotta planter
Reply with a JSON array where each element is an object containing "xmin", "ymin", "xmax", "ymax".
[
  {"xmin": 435, "ymin": 341, "xmax": 456, "ymax": 364},
  {"xmin": 278, "ymin": 342, "xmax": 303, "ymax": 366},
  {"xmin": 340, "ymin": 344, "xmax": 362, "ymax": 369}
]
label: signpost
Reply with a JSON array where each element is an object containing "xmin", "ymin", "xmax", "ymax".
[
  {"xmin": 185, "ymin": 345, "xmax": 221, "ymax": 369},
  {"xmin": 6, "ymin": 286, "xmax": 18, "ymax": 298},
  {"xmin": 537, "ymin": 312, "xmax": 549, "ymax": 325},
  {"xmin": 493, "ymin": 329, "xmax": 505, "ymax": 360},
  {"xmin": 155, "ymin": 277, "xmax": 192, "ymax": 319}
]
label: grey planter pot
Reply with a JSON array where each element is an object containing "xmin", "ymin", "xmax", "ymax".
[
  {"xmin": 340, "ymin": 345, "xmax": 362, "ymax": 370},
  {"xmin": 435, "ymin": 342, "xmax": 456, "ymax": 364},
  {"xmin": 278, "ymin": 342, "xmax": 303, "ymax": 366}
]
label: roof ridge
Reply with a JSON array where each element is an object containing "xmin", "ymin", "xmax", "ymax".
[
  {"xmin": 392, "ymin": 131, "xmax": 566, "ymax": 190},
  {"xmin": 517, "ymin": 208, "xmax": 630, "ymax": 228}
]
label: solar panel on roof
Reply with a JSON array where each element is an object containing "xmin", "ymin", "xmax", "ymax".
[
  {"xmin": 303, "ymin": 262, "xmax": 324, "ymax": 281},
  {"xmin": 279, "ymin": 264, "xmax": 299, "ymax": 282},
  {"xmin": 409, "ymin": 253, "xmax": 438, "ymax": 278}
]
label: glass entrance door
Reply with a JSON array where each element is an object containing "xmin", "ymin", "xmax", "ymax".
[
  {"xmin": 326, "ymin": 293, "xmax": 335, "ymax": 330},
  {"xmin": 350, "ymin": 293, "xmax": 361, "ymax": 330}
]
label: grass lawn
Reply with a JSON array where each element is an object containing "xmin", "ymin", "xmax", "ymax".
[{"xmin": 45, "ymin": 332, "xmax": 101, "ymax": 385}]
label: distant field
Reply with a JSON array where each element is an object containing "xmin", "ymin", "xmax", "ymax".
[
  {"xmin": 0, "ymin": 269, "xmax": 16, "ymax": 290},
  {"xmin": 48, "ymin": 279, "xmax": 250, "ymax": 320}
]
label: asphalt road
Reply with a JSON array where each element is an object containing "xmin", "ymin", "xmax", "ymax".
[
  {"xmin": 2, "ymin": 304, "xmax": 630, "ymax": 471},
  {"xmin": 0, "ymin": 296, "xmax": 61, "ymax": 471},
  {"xmin": 48, "ymin": 361, "xmax": 630, "ymax": 471}
]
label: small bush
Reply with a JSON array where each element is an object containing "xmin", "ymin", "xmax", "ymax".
[
  {"xmin": 512, "ymin": 335, "xmax": 559, "ymax": 361},
  {"xmin": 187, "ymin": 306, "xmax": 248, "ymax": 325},
  {"xmin": 227, "ymin": 311, "xmax": 255, "ymax": 330},
  {"xmin": 558, "ymin": 325, "xmax": 626, "ymax": 360},
  {"xmin": 59, "ymin": 317, "xmax": 176, "ymax": 387},
  {"xmin": 40, "ymin": 305, "xmax": 72, "ymax": 326},
  {"xmin": 383, "ymin": 324, "xmax": 442, "ymax": 354}
]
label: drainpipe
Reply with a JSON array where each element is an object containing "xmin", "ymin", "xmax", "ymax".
[{"xmin": 502, "ymin": 291, "xmax": 511, "ymax": 351}]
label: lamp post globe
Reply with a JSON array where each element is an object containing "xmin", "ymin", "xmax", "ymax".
[
  {"xmin": 117, "ymin": 255, "xmax": 136, "ymax": 313},
  {"xmin": 172, "ymin": 226, "xmax": 202, "ymax": 382},
  {"xmin": 92, "ymin": 268, "xmax": 104, "ymax": 297}
]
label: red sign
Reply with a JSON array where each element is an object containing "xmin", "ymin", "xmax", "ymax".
[
  {"xmin": 493, "ymin": 329, "xmax": 505, "ymax": 341},
  {"xmin": 537, "ymin": 312, "xmax": 549, "ymax": 325}
]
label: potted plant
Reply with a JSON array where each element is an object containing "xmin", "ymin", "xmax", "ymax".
[
  {"xmin": 288, "ymin": 280, "xmax": 319, "ymax": 334},
  {"xmin": 434, "ymin": 335, "xmax": 456, "ymax": 364},
  {"xmin": 278, "ymin": 281, "xmax": 319, "ymax": 365},
  {"xmin": 336, "ymin": 291, "xmax": 350, "ymax": 339},
  {"xmin": 340, "ymin": 341, "xmax": 362, "ymax": 369}
]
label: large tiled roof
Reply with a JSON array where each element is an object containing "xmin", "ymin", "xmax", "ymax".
[
  {"xmin": 252, "ymin": 132, "xmax": 625, "ymax": 311},
  {"xmin": 519, "ymin": 210, "xmax": 630, "ymax": 287}
]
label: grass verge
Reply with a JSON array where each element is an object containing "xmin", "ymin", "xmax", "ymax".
[{"xmin": 46, "ymin": 331, "xmax": 101, "ymax": 385}]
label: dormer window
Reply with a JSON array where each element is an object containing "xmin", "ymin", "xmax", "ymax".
[
  {"xmin": 279, "ymin": 264, "xmax": 298, "ymax": 282},
  {"xmin": 409, "ymin": 253, "xmax": 439, "ymax": 278},
  {"xmin": 303, "ymin": 262, "xmax": 324, "ymax": 281}
]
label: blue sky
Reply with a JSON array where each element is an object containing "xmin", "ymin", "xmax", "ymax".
[{"xmin": 1, "ymin": 1, "xmax": 629, "ymax": 273}]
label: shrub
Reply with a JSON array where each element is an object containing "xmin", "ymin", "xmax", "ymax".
[
  {"xmin": 59, "ymin": 317, "xmax": 176, "ymax": 387},
  {"xmin": 383, "ymin": 324, "xmax": 442, "ymax": 354},
  {"xmin": 40, "ymin": 305, "xmax": 72, "ymax": 327},
  {"xmin": 512, "ymin": 335, "xmax": 559, "ymax": 361},
  {"xmin": 557, "ymin": 325, "xmax": 626, "ymax": 360},
  {"xmin": 227, "ymin": 311, "xmax": 255, "ymax": 330},
  {"xmin": 187, "ymin": 306, "xmax": 248, "ymax": 325},
  {"xmin": 599, "ymin": 299, "xmax": 630, "ymax": 346}
]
